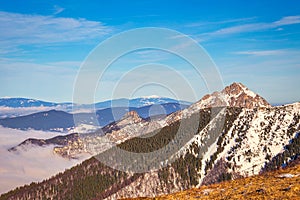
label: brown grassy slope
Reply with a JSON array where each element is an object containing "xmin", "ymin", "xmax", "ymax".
[{"xmin": 123, "ymin": 161, "xmax": 300, "ymax": 200}]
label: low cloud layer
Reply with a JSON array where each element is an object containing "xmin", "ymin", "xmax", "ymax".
[
  {"xmin": 0, "ymin": 106, "xmax": 59, "ymax": 118},
  {"xmin": 0, "ymin": 126, "xmax": 90, "ymax": 194}
]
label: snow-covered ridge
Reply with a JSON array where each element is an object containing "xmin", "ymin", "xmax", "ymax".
[
  {"xmin": 141, "ymin": 95, "xmax": 161, "ymax": 99},
  {"xmin": 107, "ymin": 101, "xmax": 299, "ymax": 199},
  {"xmin": 179, "ymin": 102, "xmax": 300, "ymax": 183}
]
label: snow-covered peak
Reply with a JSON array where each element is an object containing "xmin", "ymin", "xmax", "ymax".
[
  {"xmin": 140, "ymin": 95, "xmax": 161, "ymax": 99},
  {"xmin": 0, "ymin": 97, "xmax": 58, "ymax": 108}
]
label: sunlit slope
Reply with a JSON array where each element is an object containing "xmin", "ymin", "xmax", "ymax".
[{"xmin": 124, "ymin": 161, "xmax": 300, "ymax": 200}]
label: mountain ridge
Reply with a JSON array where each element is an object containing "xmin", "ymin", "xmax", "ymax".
[
  {"xmin": 1, "ymin": 82, "xmax": 299, "ymax": 200},
  {"xmin": 0, "ymin": 97, "xmax": 191, "ymax": 108},
  {"xmin": 0, "ymin": 103, "xmax": 188, "ymax": 132},
  {"xmin": 0, "ymin": 97, "xmax": 191, "ymax": 119}
]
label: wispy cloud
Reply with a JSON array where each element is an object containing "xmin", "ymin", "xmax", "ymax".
[
  {"xmin": 274, "ymin": 16, "xmax": 300, "ymax": 26},
  {"xmin": 0, "ymin": 11, "xmax": 112, "ymax": 48},
  {"xmin": 53, "ymin": 5, "xmax": 65, "ymax": 15},
  {"xmin": 0, "ymin": 106, "xmax": 64, "ymax": 118},
  {"xmin": 185, "ymin": 17, "xmax": 256, "ymax": 28},
  {"xmin": 0, "ymin": 60, "xmax": 77, "ymax": 75},
  {"xmin": 0, "ymin": 46, "xmax": 22, "ymax": 55},
  {"xmin": 46, "ymin": 61, "xmax": 82, "ymax": 69},
  {"xmin": 202, "ymin": 16, "xmax": 300, "ymax": 38},
  {"xmin": 132, "ymin": 49, "xmax": 170, "ymax": 62},
  {"xmin": 233, "ymin": 49, "xmax": 300, "ymax": 57},
  {"xmin": 234, "ymin": 50, "xmax": 286, "ymax": 56}
]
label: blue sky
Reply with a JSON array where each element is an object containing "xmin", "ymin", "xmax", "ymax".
[{"xmin": 0, "ymin": 0, "xmax": 300, "ymax": 104}]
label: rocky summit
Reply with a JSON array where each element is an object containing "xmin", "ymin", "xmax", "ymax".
[{"xmin": 196, "ymin": 82, "xmax": 271, "ymax": 109}]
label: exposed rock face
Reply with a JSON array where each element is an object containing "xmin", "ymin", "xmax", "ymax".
[
  {"xmin": 52, "ymin": 111, "xmax": 163, "ymax": 158},
  {"xmin": 224, "ymin": 82, "xmax": 271, "ymax": 108},
  {"xmin": 117, "ymin": 111, "xmax": 143, "ymax": 126},
  {"xmin": 195, "ymin": 82, "xmax": 271, "ymax": 109}
]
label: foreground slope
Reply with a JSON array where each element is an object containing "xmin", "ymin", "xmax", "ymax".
[{"xmin": 125, "ymin": 159, "xmax": 300, "ymax": 200}]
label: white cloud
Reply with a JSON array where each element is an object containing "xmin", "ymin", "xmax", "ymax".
[
  {"xmin": 210, "ymin": 23, "xmax": 266, "ymax": 36},
  {"xmin": 0, "ymin": 105, "xmax": 74, "ymax": 118},
  {"xmin": 202, "ymin": 15, "xmax": 300, "ymax": 38},
  {"xmin": 129, "ymin": 49, "xmax": 171, "ymax": 63},
  {"xmin": 234, "ymin": 50, "xmax": 286, "ymax": 56},
  {"xmin": 0, "ymin": 106, "xmax": 55, "ymax": 118},
  {"xmin": 0, "ymin": 126, "xmax": 89, "ymax": 194},
  {"xmin": 185, "ymin": 17, "xmax": 256, "ymax": 27},
  {"xmin": 0, "ymin": 59, "xmax": 78, "ymax": 74},
  {"xmin": 274, "ymin": 16, "xmax": 300, "ymax": 26},
  {"xmin": 0, "ymin": 11, "xmax": 112, "ymax": 47},
  {"xmin": 46, "ymin": 61, "xmax": 82, "ymax": 68},
  {"xmin": 233, "ymin": 49, "xmax": 300, "ymax": 57},
  {"xmin": 0, "ymin": 46, "xmax": 21, "ymax": 55},
  {"xmin": 53, "ymin": 5, "xmax": 65, "ymax": 15}
]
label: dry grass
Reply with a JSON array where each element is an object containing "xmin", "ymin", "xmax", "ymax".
[{"xmin": 122, "ymin": 164, "xmax": 300, "ymax": 200}]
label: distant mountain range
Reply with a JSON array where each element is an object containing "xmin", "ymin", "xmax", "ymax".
[
  {"xmin": 0, "ymin": 97, "xmax": 190, "ymax": 109},
  {"xmin": 0, "ymin": 97, "xmax": 64, "ymax": 108},
  {"xmin": 0, "ymin": 97, "xmax": 191, "ymax": 119},
  {"xmin": 2, "ymin": 82, "xmax": 299, "ymax": 200},
  {"xmin": 0, "ymin": 103, "xmax": 189, "ymax": 132}
]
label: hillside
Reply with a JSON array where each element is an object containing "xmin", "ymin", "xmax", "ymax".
[
  {"xmin": 1, "ymin": 104, "xmax": 299, "ymax": 199},
  {"xmin": 125, "ymin": 159, "xmax": 300, "ymax": 200},
  {"xmin": 1, "ymin": 83, "xmax": 299, "ymax": 200}
]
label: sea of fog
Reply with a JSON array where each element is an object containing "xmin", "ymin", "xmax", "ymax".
[{"xmin": 0, "ymin": 126, "xmax": 90, "ymax": 194}]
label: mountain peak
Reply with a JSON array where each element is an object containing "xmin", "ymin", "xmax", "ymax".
[
  {"xmin": 140, "ymin": 95, "xmax": 161, "ymax": 99},
  {"xmin": 223, "ymin": 82, "xmax": 256, "ymax": 98},
  {"xmin": 196, "ymin": 82, "xmax": 271, "ymax": 109},
  {"xmin": 119, "ymin": 111, "xmax": 142, "ymax": 125}
]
